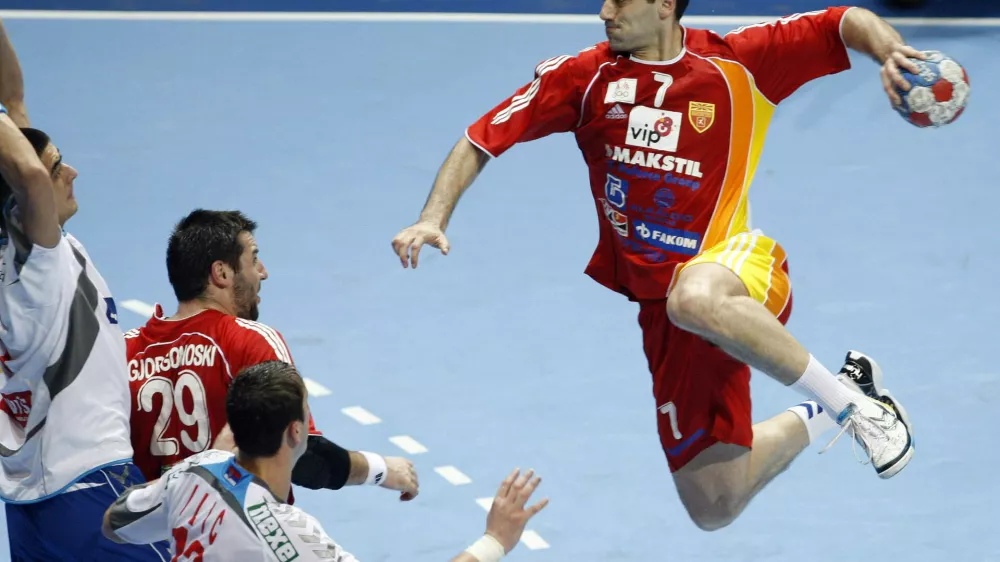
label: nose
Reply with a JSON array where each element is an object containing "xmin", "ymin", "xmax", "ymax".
[
  {"xmin": 258, "ymin": 261, "xmax": 268, "ymax": 281},
  {"xmin": 65, "ymin": 164, "xmax": 79, "ymax": 181},
  {"xmin": 600, "ymin": 0, "xmax": 616, "ymax": 21}
]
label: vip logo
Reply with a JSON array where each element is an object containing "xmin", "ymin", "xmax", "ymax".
[{"xmin": 626, "ymin": 106, "xmax": 682, "ymax": 153}]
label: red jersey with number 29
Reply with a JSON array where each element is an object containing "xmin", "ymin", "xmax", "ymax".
[
  {"xmin": 125, "ymin": 305, "xmax": 320, "ymax": 482},
  {"xmin": 465, "ymin": 7, "xmax": 853, "ymax": 300}
]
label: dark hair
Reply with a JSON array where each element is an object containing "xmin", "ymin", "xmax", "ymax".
[
  {"xmin": 650, "ymin": 0, "xmax": 689, "ymax": 19},
  {"xmin": 166, "ymin": 209, "xmax": 257, "ymax": 302},
  {"xmin": 676, "ymin": 0, "xmax": 689, "ymax": 19},
  {"xmin": 226, "ymin": 360, "xmax": 307, "ymax": 458},
  {"xmin": 0, "ymin": 128, "xmax": 52, "ymax": 206}
]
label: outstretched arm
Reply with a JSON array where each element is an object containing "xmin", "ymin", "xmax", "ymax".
[
  {"xmin": 0, "ymin": 19, "xmax": 29, "ymax": 127},
  {"xmin": 0, "ymin": 109, "xmax": 60, "ymax": 248},
  {"xmin": 391, "ymin": 137, "xmax": 488, "ymax": 268},
  {"xmin": 391, "ymin": 50, "xmax": 588, "ymax": 269},
  {"xmin": 420, "ymin": 136, "xmax": 491, "ymax": 232},
  {"xmin": 448, "ymin": 468, "xmax": 549, "ymax": 562}
]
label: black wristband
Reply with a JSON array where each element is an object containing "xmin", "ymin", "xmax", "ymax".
[{"xmin": 291, "ymin": 435, "xmax": 352, "ymax": 490}]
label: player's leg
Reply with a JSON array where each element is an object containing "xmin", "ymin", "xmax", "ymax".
[
  {"xmin": 665, "ymin": 231, "xmax": 913, "ymax": 478},
  {"xmin": 5, "ymin": 502, "xmax": 58, "ymax": 562},
  {"xmin": 640, "ymin": 305, "xmax": 831, "ymax": 530},
  {"xmin": 670, "ymin": 411, "xmax": 816, "ymax": 531}
]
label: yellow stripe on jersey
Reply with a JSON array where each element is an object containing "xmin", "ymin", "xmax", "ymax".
[{"xmin": 702, "ymin": 58, "xmax": 777, "ymax": 249}]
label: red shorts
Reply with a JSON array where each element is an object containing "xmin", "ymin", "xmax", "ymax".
[{"xmin": 642, "ymin": 231, "xmax": 794, "ymax": 472}]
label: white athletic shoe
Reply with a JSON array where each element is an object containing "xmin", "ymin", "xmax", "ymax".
[
  {"xmin": 820, "ymin": 351, "xmax": 914, "ymax": 479},
  {"xmin": 837, "ymin": 350, "xmax": 912, "ymax": 432}
]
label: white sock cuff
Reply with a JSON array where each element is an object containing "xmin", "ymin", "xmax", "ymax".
[{"xmin": 787, "ymin": 401, "xmax": 837, "ymax": 444}]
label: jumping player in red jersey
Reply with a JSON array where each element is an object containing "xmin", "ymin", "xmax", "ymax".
[
  {"xmin": 392, "ymin": 2, "xmax": 921, "ymax": 530},
  {"xmin": 128, "ymin": 209, "xmax": 419, "ymax": 500}
]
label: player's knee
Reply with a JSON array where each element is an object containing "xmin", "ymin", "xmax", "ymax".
[
  {"xmin": 684, "ymin": 495, "xmax": 742, "ymax": 532},
  {"xmin": 666, "ymin": 276, "xmax": 723, "ymax": 332}
]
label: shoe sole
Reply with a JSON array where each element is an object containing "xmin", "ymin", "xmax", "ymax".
[{"xmin": 849, "ymin": 351, "xmax": 915, "ymax": 479}]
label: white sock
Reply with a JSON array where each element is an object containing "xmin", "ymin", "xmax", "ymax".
[
  {"xmin": 787, "ymin": 401, "xmax": 839, "ymax": 444},
  {"xmin": 790, "ymin": 354, "xmax": 864, "ymax": 421}
]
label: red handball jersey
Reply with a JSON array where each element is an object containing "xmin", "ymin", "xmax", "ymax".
[
  {"xmin": 124, "ymin": 305, "xmax": 321, "ymax": 481},
  {"xmin": 466, "ymin": 8, "xmax": 853, "ymax": 300}
]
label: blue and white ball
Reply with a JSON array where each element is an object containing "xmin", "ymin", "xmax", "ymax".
[{"xmin": 894, "ymin": 50, "xmax": 970, "ymax": 128}]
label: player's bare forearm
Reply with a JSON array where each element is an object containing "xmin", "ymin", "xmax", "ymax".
[
  {"xmin": 840, "ymin": 7, "xmax": 906, "ymax": 64},
  {"xmin": 0, "ymin": 20, "xmax": 29, "ymax": 127},
  {"xmin": 345, "ymin": 451, "xmax": 369, "ymax": 485},
  {"xmin": 0, "ymin": 113, "xmax": 60, "ymax": 247},
  {"xmin": 418, "ymin": 137, "xmax": 489, "ymax": 231}
]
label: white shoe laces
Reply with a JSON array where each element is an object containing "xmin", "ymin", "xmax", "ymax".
[{"xmin": 818, "ymin": 403, "xmax": 884, "ymax": 466}]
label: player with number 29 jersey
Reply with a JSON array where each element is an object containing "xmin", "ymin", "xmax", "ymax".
[{"xmin": 125, "ymin": 304, "xmax": 320, "ymax": 481}]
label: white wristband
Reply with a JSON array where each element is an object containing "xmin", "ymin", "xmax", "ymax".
[
  {"xmin": 464, "ymin": 534, "xmax": 505, "ymax": 562},
  {"xmin": 360, "ymin": 451, "xmax": 387, "ymax": 486}
]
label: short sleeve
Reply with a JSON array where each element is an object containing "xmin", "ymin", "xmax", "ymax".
[
  {"xmin": 106, "ymin": 477, "xmax": 170, "ymax": 545},
  {"xmin": 465, "ymin": 53, "xmax": 589, "ymax": 158},
  {"xmin": 724, "ymin": 7, "xmax": 854, "ymax": 104},
  {"xmin": 229, "ymin": 320, "xmax": 321, "ymax": 436}
]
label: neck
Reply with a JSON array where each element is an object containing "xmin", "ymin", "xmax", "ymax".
[
  {"xmin": 172, "ymin": 296, "xmax": 235, "ymax": 321},
  {"xmin": 236, "ymin": 451, "xmax": 293, "ymax": 502},
  {"xmin": 631, "ymin": 22, "xmax": 684, "ymax": 62}
]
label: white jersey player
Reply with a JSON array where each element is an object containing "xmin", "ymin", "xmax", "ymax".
[
  {"xmin": 0, "ymin": 97, "xmax": 168, "ymax": 558},
  {"xmin": 105, "ymin": 361, "xmax": 549, "ymax": 562}
]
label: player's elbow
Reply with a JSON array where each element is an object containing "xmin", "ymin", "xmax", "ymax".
[
  {"xmin": 101, "ymin": 508, "xmax": 127, "ymax": 544},
  {"xmin": 457, "ymin": 135, "xmax": 492, "ymax": 167},
  {"xmin": 6, "ymin": 160, "xmax": 50, "ymax": 201},
  {"xmin": 684, "ymin": 496, "xmax": 743, "ymax": 532}
]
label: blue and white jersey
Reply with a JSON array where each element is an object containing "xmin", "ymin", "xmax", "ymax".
[
  {"xmin": 108, "ymin": 449, "xmax": 357, "ymax": 561},
  {"xmin": 0, "ymin": 203, "xmax": 133, "ymax": 502}
]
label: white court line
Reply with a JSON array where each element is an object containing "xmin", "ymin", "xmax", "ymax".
[
  {"xmin": 434, "ymin": 466, "xmax": 472, "ymax": 485},
  {"xmin": 0, "ymin": 10, "xmax": 996, "ymax": 26},
  {"xmin": 520, "ymin": 531, "xmax": 550, "ymax": 550},
  {"xmin": 303, "ymin": 378, "xmax": 332, "ymax": 397},
  {"xmin": 389, "ymin": 435, "xmax": 428, "ymax": 455},
  {"xmin": 341, "ymin": 406, "xmax": 381, "ymax": 425},
  {"xmin": 475, "ymin": 497, "xmax": 494, "ymax": 511},
  {"xmin": 121, "ymin": 299, "xmax": 156, "ymax": 318}
]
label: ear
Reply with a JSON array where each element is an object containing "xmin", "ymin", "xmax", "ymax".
[
  {"xmin": 659, "ymin": 0, "xmax": 676, "ymax": 19},
  {"xmin": 208, "ymin": 260, "xmax": 234, "ymax": 289},
  {"xmin": 287, "ymin": 420, "xmax": 305, "ymax": 449}
]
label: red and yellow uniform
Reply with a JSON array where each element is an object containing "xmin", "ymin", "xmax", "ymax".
[{"xmin": 466, "ymin": 7, "xmax": 854, "ymax": 470}]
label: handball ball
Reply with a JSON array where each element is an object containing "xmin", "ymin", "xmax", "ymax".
[{"xmin": 894, "ymin": 50, "xmax": 969, "ymax": 128}]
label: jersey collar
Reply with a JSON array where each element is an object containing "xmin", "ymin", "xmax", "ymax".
[{"xmin": 628, "ymin": 26, "xmax": 687, "ymax": 66}]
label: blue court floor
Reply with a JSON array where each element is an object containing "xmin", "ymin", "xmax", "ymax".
[{"xmin": 1, "ymin": 13, "xmax": 997, "ymax": 561}]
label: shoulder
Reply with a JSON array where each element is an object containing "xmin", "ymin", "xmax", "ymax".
[
  {"xmin": 683, "ymin": 27, "xmax": 739, "ymax": 60},
  {"xmin": 535, "ymin": 41, "xmax": 617, "ymax": 80},
  {"xmin": 228, "ymin": 317, "xmax": 293, "ymax": 363}
]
